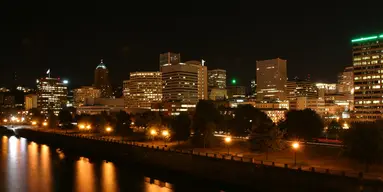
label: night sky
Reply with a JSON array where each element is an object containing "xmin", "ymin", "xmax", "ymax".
[{"xmin": 2, "ymin": 2, "xmax": 383, "ymax": 89}]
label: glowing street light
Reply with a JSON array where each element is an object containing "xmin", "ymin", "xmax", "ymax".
[
  {"xmin": 105, "ymin": 126, "xmax": 112, "ymax": 133},
  {"xmin": 150, "ymin": 129, "xmax": 157, "ymax": 145},
  {"xmin": 79, "ymin": 124, "xmax": 85, "ymax": 129},
  {"xmin": 42, "ymin": 122, "xmax": 48, "ymax": 127},
  {"xmin": 225, "ymin": 136, "xmax": 232, "ymax": 155},
  {"xmin": 31, "ymin": 121, "xmax": 37, "ymax": 126},
  {"xmin": 162, "ymin": 130, "xmax": 170, "ymax": 146},
  {"xmin": 292, "ymin": 142, "xmax": 300, "ymax": 166},
  {"xmin": 3, "ymin": 119, "xmax": 8, "ymax": 123}
]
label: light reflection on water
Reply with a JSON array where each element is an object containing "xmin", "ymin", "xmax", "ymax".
[{"xmin": 0, "ymin": 136, "xmax": 226, "ymax": 192}]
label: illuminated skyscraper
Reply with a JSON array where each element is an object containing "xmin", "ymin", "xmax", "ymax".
[
  {"xmin": 123, "ymin": 72, "xmax": 162, "ymax": 109},
  {"xmin": 159, "ymin": 52, "xmax": 181, "ymax": 68},
  {"xmin": 94, "ymin": 59, "xmax": 112, "ymax": 98},
  {"xmin": 352, "ymin": 34, "xmax": 383, "ymax": 121},
  {"xmin": 256, "ymin": 58, "xmax": 287, "ymax": 101},
  {"xmin": 36, "ymin": 77, "xmax": 68, "ymax": 115},
  {"xmin": 161, "ymin": 63, "xmax": 199, "ymax": 104}
]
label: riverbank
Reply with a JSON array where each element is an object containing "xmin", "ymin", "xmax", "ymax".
[{"xmin": 9, "ymin": 128, "xmax": 383, "ymax": 191}]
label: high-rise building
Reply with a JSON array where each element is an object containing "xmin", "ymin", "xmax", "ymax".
[
  {"xmin": 73, "ymin": 86, "xmax": 101, "ymax": 107},
  {"xmin": 159, "ymin": 52, "xmax": 181, "ymax": 68},
  {"xmin": 161, "ymin": 63, "xmax": 199, "ymax": 104},
  {"xmin": 256, "ymin": 58, "xmax": 287, "ymax": 101},
  {"xmin": 185, "ymin": 60, "xmax": 208, "ymax": 100},
  {"xmin": 352, "ymin": 34, "xmax": 383, "ymax": 121},
  {"xmin": 208, "ymin": 69, "xmax": 226, "ymax": 89},
  {"xmin": 286, "ymin": 78, "xmax": 318, "ymax": 100},
  {"xmin": 36, "ymin": 77, "xmax": 68, "ymax": 115},
  {"xmin": 123, "ymin": 72, "xmax": 162, "ymax": 109},
  {"xmin": 338, "ymin": 66, "xmax": 354, "ymax": 94},
  {"xmin": 94, "ymin": 59, "xmax": 112, "ymax": 98},
  {"xmin": 25, "ymin": 94, "xmax": 38, "ymax": 110}
]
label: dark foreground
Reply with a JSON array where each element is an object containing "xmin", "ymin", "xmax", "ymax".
[{"xmin": 3, "ymin": 127, "xmax": 383, "ymax": 192}]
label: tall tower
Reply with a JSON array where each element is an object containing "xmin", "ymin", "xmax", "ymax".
[
  {"xmin": 352, "ymin": 34, "xmax": 383, "ymax": 121},
  {"xmin": 94, "ymin": 59, "xmax": 112, "ymax": 98},
  {"xmin": 256, "ymin": 58, "xmax": 287, "ymax": 101}
]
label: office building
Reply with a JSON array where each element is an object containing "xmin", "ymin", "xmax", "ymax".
[
  {"xmin": 123, "ymin": 72, "xmax": 162, "ymax": 109},
  {"xmin": 73, "ymin": 86, "xmax": 101, "ymax": 107},
  {"xmin": 256, "ymin": 58, "xmax": 287, "ymax": 101},
  {"xmin": 94, "ymin": 59, "xmax": 112, "ymax": 98},
  {"xmin": 36, "ymin": 77, "xmax": 68, "ymax": 115},
  {"xmin": 227, "ymin": 86, "xmax": 246, "ymax": 98},
  {"xmin": 185, "ymin": 60, "xmax": 208, "ymax": 100},
  {"xmin": 315, "ymin": 83, "xmax": 337, "ymax": 99},
  {"xmin": 352, "ymin": 34, "xmax": 383, "ymax": 121},
  {"xmin": 338, "ymin": 66, "xmax": 354, "ymax": 94},
  {"xmin": 208, "ymin": 69, "xmax": 226, "ymax": 89},
  {"xmin": 208, "ymin": 69, "xmax": 226, "ymax": 100},
  {"xmin": 161, "ymin": 63, "xmax": 199, "ymax": 104},
  {"xmin": 286, "ymin": 79, "xmax": 318, "ymax": 100},
  {"xmin": 25, "ymin": 94, "xmax": 38, "ymax": 110},
  {"xmin": 159, "ymin": 52, "xmax": 181, "ymax": 68},
  {"xmin": 250, "ymin": 80, "xmax": 257, "ymax": 97}
]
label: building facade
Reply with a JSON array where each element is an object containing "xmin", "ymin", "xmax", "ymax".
[
  {"xmin": 94, "ymin": 59, "xmax": 112, "ymax": 98},
  {"xmin": 256, "ymin": 58, "xmax": 287, "ymax": 101},
  {"xmin": 159, "ymin": 52, "xmax": 181, "ymax": 68},
  {"xmin": 25, "ymin": 94, "xmax": 38, "ymax": 110},
  {"xmin": 36, "ymin": 77, "xmax": 68, "ymax": 115},
  {"xmin": 185, "ymin": 60, "xmax": 208, "ymax": 101},
  {"xmin": 352, "ymin": 34, "xmax": 383, "ymax": 121},
  {"xmin": 123, "ymin": 72, "xmax": 162, "ymax": 109},
  {"xmin": 286, "ymin": 79, "xmax": 318, "ymax": 101},
  {"xmin": 338, "ymin": 66, "xmax": 354, "ymax": 94},
  {"xmin": 208, "ymin": 69, "xmax": 226, "ymax": 89},
  {"xmin": 161, "ymin": 63, "xmax": 199, "ymax": 104},
  {"xmin": 73, "ymin": 86, "xmax": 101, "ymax": 107},
  {"xmin": 227, "ymin": 86, "xmax": 246, "ymax": 98}
]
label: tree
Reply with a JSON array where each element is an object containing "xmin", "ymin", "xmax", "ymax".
[
  {"xmin": 232, "ymin": 105, "xmax": 274, "ymax": 136},
  {"xmin": 115, "ymin": 111, "xmax": 132, "ymax": 137},
  {"xmin": 282, "ymin": 109, "xmax": 324, "ymax": 140},
  {"xmin": 171, "ymin": 113, "xmax": 191, "ymax": 143},
  {"xmin": 58, "ymin": 109, "xmax": 73, "ymax": 126},
  {"xmin": 191, "ymin": 100, "xmax": 220, "ymax": 147},
  {"xmin": 327, "ymin": 120, "xmax": 342, "ymax": 139},
  {"xmin": 47, "ymin": 110, "xmax": 58, "ymax": 129},
  {"xmin": 343, "ymin": 122, "xmax": 383, "ymax": 172},
  {"xmin": 29, "ymin": 108, "xmax": 44, "ymax": 123}
]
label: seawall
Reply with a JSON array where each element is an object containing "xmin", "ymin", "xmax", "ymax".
[{"xmin": 10, "ymin": 128, "xmax": 383, "ymax": 192}]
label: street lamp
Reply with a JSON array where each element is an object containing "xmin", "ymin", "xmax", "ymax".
[
  {"xmin": 42, "ymin": 122, "xmax": 48, "ymax": 127},
  {"xmin": 162, "ymin": 130, "xmax": 169, "ymax": 146},
  {"xmin": 292, "ymin": 142, "xmax": 300, "ymax": 166},
  {"xmin": 225, "ymin": 136, "xmax": 232, "ymax": 155},
  {"xmin": 150, "ymin": 129, "xmax": 157, "ymax": 145},
  {"xmin": 105, "ymin": 126, "xmax": 112, "ymax": 133}
]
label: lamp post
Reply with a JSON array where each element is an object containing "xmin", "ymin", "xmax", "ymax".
[
  {"xmin": 150, "ymin": 129, "xmax": 157, "ymax": 145},
  {"xmin": 105, "ymin": 126, "xmax": 113, "ymax": 134},
  {"xmin": 162, "ymin": 130, "xmax": 169, "ymax": 147},
  {"xmin": 292, "ymin": 141, "xmax": 300, "ymax": 166},
  {"xmin": 225, "ymin": 136, "xmax": 232, "ymax": 155}
]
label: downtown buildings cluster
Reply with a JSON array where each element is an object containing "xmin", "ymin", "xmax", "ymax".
[{"xmin": 1, "ymin": 33, "xmax": 383, "ymax": 123}]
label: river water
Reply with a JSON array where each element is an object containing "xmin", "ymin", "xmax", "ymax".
[{"xmin": 0, "ymin": 135, "xmax": 242, "ymax": 192}]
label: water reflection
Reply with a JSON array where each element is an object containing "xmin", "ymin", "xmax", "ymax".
[
  {"xmin": 0, "ymin": 136, "xmax": 230, "ymax": 192},
  {"xmin": 101, "ymin": 161, "xmax": 117, "ymax": 192},
  {"xmin": 76, "ymin": 157, "xmax": 95, "ymax": 192}
]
